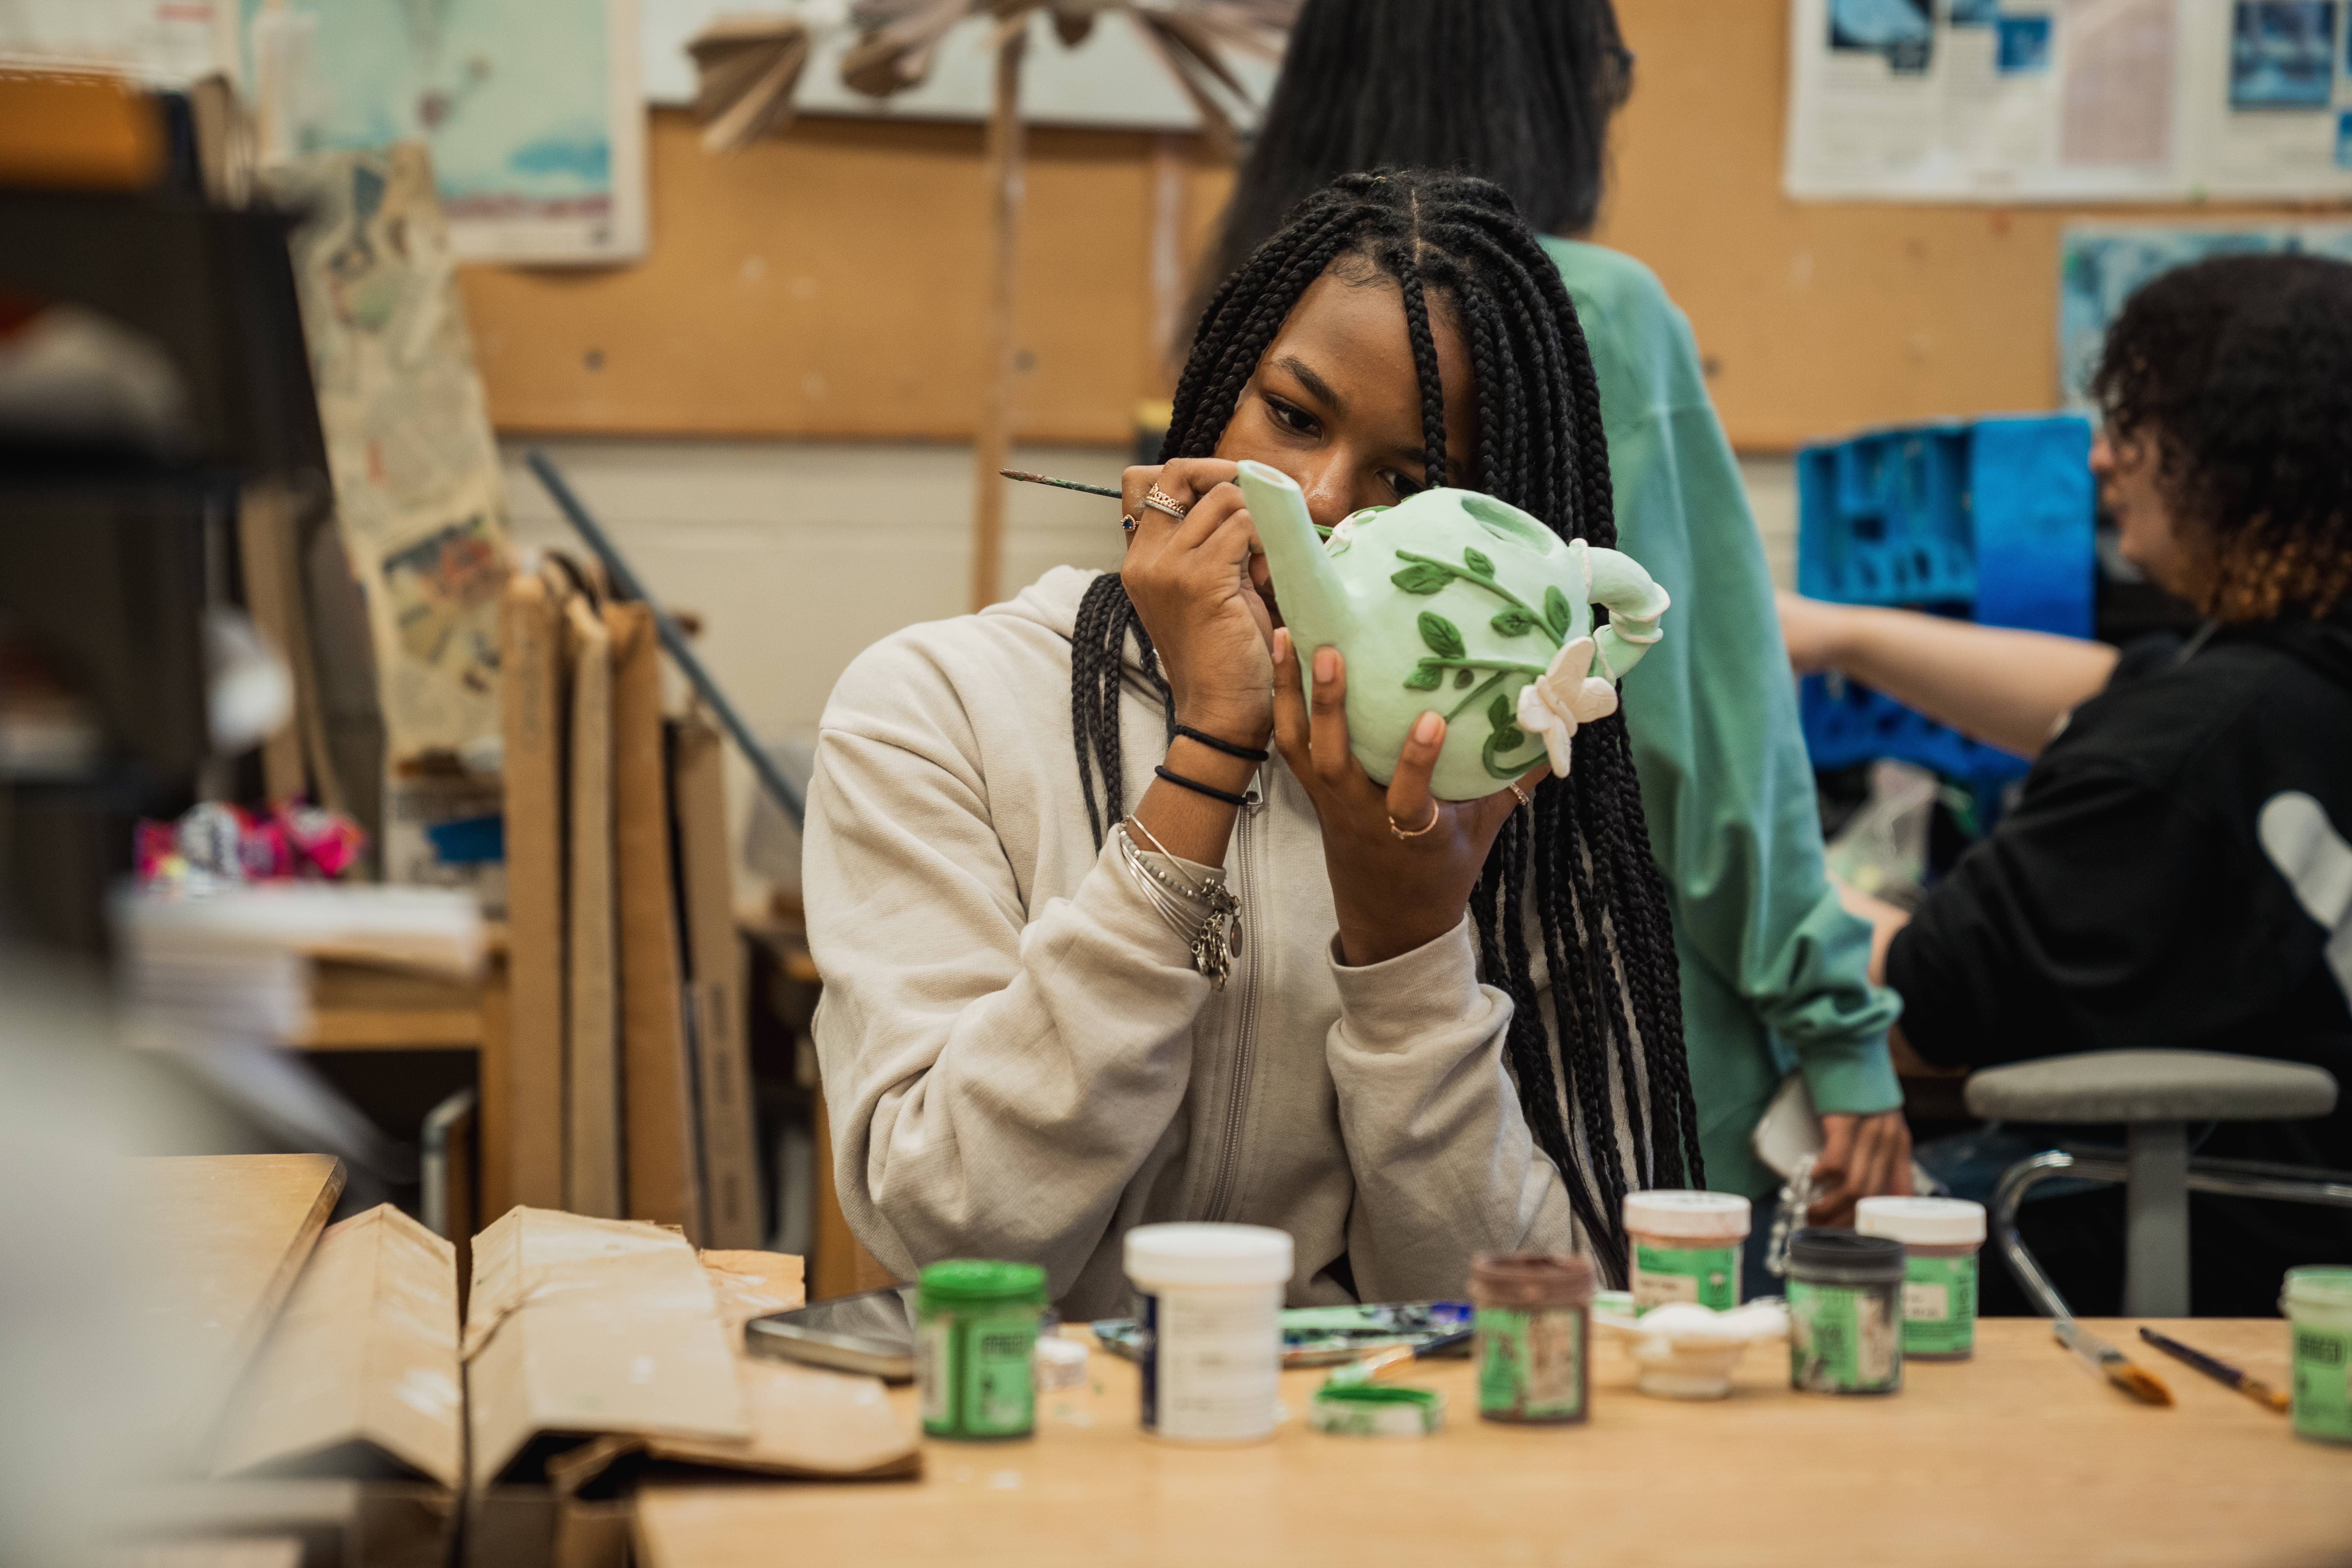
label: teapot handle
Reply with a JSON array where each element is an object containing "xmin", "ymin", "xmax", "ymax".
[{"xmin": 1585, "ymin": 545, "xmax": 1671, "ymax": 681}]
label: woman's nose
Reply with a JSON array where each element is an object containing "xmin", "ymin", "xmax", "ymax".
[
  {"xmin": 1295, "ymin": 458, "xmax": 1354, "ymax": 533},
  {"xmin": 2088, "ymin": 432, "xmax": 2115, "ymax": 476}
]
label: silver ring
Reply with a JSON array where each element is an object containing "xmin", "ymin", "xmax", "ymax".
[
  {"xmin": 1509, "ymin": 783, "xmax": 1532, "ymax": 811},
  {"xmin": 1143, "ymin": 485, "xmax": 1189, "ymax": 519}
]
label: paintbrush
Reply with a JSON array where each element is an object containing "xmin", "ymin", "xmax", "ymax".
[
  {"xmin": 999, "ymin": 469, "xmax": 1122, "ymax": 499},
  {"xmin": 2138, "ymin": 1326, "xmax": 2290, "ymax": 1412},
  {"xmin": 1324, "ymin": 1328, "xmax": 1475, "ymax": 1387},
  {"xmin": 2053, "ymin": 1318, "xmax": 2173, "ymax": 1406}
]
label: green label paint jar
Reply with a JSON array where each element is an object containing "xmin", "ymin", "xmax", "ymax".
[
  {"xmin": 1786, "ymin": 1229, "xmax": 1905, "ymax": 1396},
  {"xmin": 1856, "ymin": 1196, "xmax": 1985, "ymax": 1360},
  {"xmin": 1623, "ymin": 1190, "xmax": 1749, "ymax": 1313},
  {"xmin": 2282, "ymin": 1266, "xmax": 2352, "ymax": 1444},
  {"xmin": 1471, "ymin": 1253, "xmax": 1595, "ymax": 1424},
  {"xmin": 916, "ymin": 1259, "xmax": 1046, "ymax": 1440}
]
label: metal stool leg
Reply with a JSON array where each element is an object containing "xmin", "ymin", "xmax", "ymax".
[{"xmin": 2125, "ymin": 1120, "xmax": 2190, "ymax": 1316}]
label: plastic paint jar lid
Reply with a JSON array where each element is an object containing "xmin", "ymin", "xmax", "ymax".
[
  {"xmin": 1786, "ymin": 1229, "xmax": 1906, "ymax": 1284},
  {"xmin": 1856, "ymin": 1196, "xmax": 1986, "ymax": 1246},
  {"xmin": 1471, "ymin": 1252, "xmax": 1596, "ymax": 1308},
  {"xmin": 918, "ymin": 1259, "xmax": 1047, "ymax": 1306},
  {"xmin": 1622, "ymin": 1190, "xmax": 1752, "ymax": 1241},
  {"xmin": 2283, "ymin": 1266, "xmax": 2352, "ymax": 1321},
  {"xmin": 1124, "ymin": 1222, "xmax": 1293, "ymax": 1288}
]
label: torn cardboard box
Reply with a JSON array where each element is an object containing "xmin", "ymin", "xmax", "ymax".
[
  {"xmin": 212, "ymin": 1205, "xmax": 462, "ymax": 1488},
  {"xmin": 462, "ymin": 1211, "xmax": 915, "ymax": 1568}
]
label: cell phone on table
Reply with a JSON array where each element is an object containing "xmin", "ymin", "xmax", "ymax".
[{"xmin": 744, "ymin": 1285, "xmax": 919, "ymax": 1382}]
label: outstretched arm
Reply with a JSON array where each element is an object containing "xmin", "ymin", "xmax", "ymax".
[{"xmin": 1777, "ymin": 593, "xmax": 2118, "ymax": 761}]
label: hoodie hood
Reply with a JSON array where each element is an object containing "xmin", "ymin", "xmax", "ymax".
[
  {"xmin": 984, "ymin": 565, "xmax": 1159, "ymax": 678},
  {"xmin": 2246, "ymin": 601, "xmax": 2352, "ymax": 695}
]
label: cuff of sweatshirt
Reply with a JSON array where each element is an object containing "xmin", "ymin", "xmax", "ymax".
[
  {"xmin": 1325, "ymin": 915, "xmax": 1498, "ymax": 1051},
  {"xmin": 1081, "ymin": 830, "xmax": 1217, "ymax": 983},
  {"xmin": 1794, "ymin": 1030, "xmax": 1904, "ymax": 1117}
]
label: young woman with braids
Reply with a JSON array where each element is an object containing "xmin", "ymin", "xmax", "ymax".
[
  {"xmin": 1194, "ymin": 0, "xmax": 1912, "ymax": 1246},
  {"xmin": 804, "ymin": 170, "xmax": 1696, "ymax": 1311}
]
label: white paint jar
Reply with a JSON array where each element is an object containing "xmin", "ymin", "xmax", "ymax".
[
  {"xmin": 1624, "ymin": 1190, "xmax": 1750, "ymax": 1312},
  {"xmin": 1123, "ymin": 1222, "xmax": 1293, "ymax": 1444}
]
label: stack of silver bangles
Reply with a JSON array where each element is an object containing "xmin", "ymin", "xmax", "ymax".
[{"xmin": 1113, "ymin": 816, "xmax": 1243, "ymax": 989}]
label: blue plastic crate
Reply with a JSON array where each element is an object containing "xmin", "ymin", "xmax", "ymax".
[{"xmin": 1795, "ymin": 414, "xmax": 2094, "ymax": 786}]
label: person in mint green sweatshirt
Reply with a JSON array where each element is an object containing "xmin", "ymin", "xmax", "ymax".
[{"xmin": 1193, "ymin": 0, "xmax": 1911, "ymax": 1222}]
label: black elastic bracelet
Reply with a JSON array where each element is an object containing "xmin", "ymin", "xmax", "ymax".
[
  {"xmin": 1154, "ymin": 764, "xmax": 1248, "ymax": 806},
  {"xmin": 1172, "ymin": 723, "xmax": 1270, "ymax": 763}
]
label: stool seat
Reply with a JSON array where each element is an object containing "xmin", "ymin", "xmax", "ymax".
[{"xmin": 1965, "ymin": 1049, "xmax": 2338, "ymax": 1125}]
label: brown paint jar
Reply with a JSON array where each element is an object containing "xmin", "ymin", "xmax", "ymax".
[{"xmin": 1470, "ymin": 1253, "xmax": 1595, "ymax": 1425}]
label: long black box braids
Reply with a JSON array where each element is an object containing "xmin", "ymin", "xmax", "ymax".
[{"xmin": 1068, "ymin": 170, "xmax": 1701, "ymax": 1281}]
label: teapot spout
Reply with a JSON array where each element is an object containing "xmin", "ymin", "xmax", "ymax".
[{"xmin": 1235, "ymin": 460, "xmax": 1349, "ymax": 654}]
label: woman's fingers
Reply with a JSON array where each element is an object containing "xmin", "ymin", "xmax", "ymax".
[
  {"xmin": 1270, "ymin": 629, "xmax": 1310, "ymax": 775},
  {"xmin": 1465, "ymin": 764, "xmax": 1549, "ymax": 837},
  {"xmin": 1384, "ymin": 711, "xmax": 1444, "ymax": 832},
  {"xmin": 1307, "ymin": 645, "xmax": 1355, "ymax": 785}
]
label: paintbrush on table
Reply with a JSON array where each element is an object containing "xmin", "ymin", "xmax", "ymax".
[
  {"xmin": 1325, "ymin": 1328, "xmax": 1474, "ymax": 1387},
  {"xmin": 2054, "ymin": 1318, "xmax": 2173, "ymax": 1406},
  {"xmin": 2138, "ymin": 1326, "xmax": 2290, "ymax": 1412}
]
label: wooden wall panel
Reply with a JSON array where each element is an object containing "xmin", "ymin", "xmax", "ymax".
[
  {"xmin": 1592, "ymin": 0, "xmax": 2337, "ymax": 450},
  {"xmin": 458, "ymin": 2, "xmax": 2339, "ymax": 451},
  {"xmin": 460, "ymin": 111, "xmax": 1229, "ymax": 445}
]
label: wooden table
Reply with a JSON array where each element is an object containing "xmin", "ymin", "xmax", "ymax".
[{"xmin": 635, "ymin": 1318, "xmax": 2352, "ymax": 1567}]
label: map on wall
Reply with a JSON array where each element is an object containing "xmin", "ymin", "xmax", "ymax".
[
  {"xmin": 2057, "ymin": 221, "xmax": 2352, "ymax": 405},
  {"xmin": 239, "ymin": 0, "xmax": 645, "ymax": 263}
]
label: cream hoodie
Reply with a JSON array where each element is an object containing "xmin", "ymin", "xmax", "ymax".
[{"xmin": 805, "ymin": 566, "xmax": 1585, "ymax": 1317}]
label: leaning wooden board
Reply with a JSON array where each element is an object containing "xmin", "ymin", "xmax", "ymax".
[
  {"xmin": 635, "ymin": 1318, "xmax": 2352, "ymax": 1567},
  {"xmin": 122, "ymin": 1154, "xmax": 345, "ymax": 1472}
]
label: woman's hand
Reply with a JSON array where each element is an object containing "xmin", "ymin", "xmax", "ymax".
[
  {"xmin": 1119, "ymin": 458, "xmax": 1275, "ymax": 748},
  {"xmin": 1806, "ymin": 1110, "xmax": 1914, "ymax": 1226},
  {"xmin": 1272, "ymin": 633, "xmax": 1539, "ymax": 967}
]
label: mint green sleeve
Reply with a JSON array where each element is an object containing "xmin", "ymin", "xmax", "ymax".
[{"xmin": 1554, "ymin": 248, "xmax": 1903, "ymax": 1127}]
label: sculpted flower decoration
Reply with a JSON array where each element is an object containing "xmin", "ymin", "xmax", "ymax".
[{"xmin": 1514, "ymin": 635, "xmax": 1619, "ymax": 776}]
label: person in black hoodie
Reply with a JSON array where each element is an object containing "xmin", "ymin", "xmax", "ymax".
[{"xmin": 1778, "ymin": 252, "xmax": 2352, "ymax": 1315}]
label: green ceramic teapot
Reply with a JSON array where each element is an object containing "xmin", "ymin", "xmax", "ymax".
[{"xmin": 1236, "ymin": 459, "xmax": 1670, "ymax": 801}]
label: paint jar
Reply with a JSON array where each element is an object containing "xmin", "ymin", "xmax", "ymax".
[
  {"xmin": 1624, "ymin": 1190, "xmax": 1750, "ymax": 1313},
  {"xmin": 1785, "ymin": 1229, "xmax": 1905, "ymax": 1396},
  {"xmin": 1471, "ymin": 1253, "xmax": 1595, "ymax": 1424},
  {"xmin": 1856, "ymin": 1196, "xmax": 1985, "ymax": 1361},
  {"xmin": 916, "ymin": 1259, "xmax": 1046, "ymax": 1440},
  {"xmin": 2282, "ymin": 1266, "xmax": 2352, "ymax": 1444},
  {"xmin": 1123, "ymin": 1222, "xmax": 1293, "ymax": 1444}
]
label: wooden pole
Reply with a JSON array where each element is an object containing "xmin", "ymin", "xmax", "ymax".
[{"xmin": 970, "ymin": 21, "xmax": 1028, "ymax": 612}]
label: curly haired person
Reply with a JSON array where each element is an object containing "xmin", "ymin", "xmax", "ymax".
[{"xmin": 1782, "ymin": 253, "xmax": 2352, "ymax": 1314}]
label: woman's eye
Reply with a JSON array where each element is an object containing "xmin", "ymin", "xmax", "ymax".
[
  {"xmin": 1382, "ymin": 469, "xmax": 1423, "ymax": 498},
  {"xmin": 1265, "ymin": 396, "xmax": 1316, "ymax": 435}
]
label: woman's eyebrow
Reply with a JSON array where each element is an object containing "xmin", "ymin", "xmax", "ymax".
[{"xmin": 1276, "ymin": 354, "xmax": 1346, "ymax": 416}]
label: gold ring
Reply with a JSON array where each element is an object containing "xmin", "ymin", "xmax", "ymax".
[
  {"xmin": 1143, "ymin": 485, "xmax": 1188, "ymax": 519},
  {"xmin": 1509, "ymin": 782, "xmax": 1531, "ymax": 811},
  {"xmin": 1388, "ymin": 804, "xmax": 1441, "ymax": 839},
  {"xmin": 1121, "ymin": 514, "xmax": 1138, "ymax": 533}
]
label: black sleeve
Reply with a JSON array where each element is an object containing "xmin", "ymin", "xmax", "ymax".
[{"xmin": 1885, "ymin": 762, "xmax": 2321, "ymax": 1070}]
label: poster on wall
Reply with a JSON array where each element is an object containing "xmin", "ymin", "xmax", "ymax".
[
  {"xmin": 267, "ymin": 144, "xmax": 513, "ymax": 759},
  {"xmin": 1786, "ymin": 0, "xmax": 2352, "ymax": 202},
  {"xmin": 2057, "ymin": 220, "xmax": 2352, "ymax": 403},
  {"xmin": 238, "ymin": 0, "xmax": 645, "ymax": 264},
  {"xmin": 0, "ymin": 0, "xmax": 235, "ymax": 82}
]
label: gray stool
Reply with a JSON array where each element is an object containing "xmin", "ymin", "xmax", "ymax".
[{"xmin": 1967, "ymin": 1049, "xmax": 2341, "ymax": 1316}]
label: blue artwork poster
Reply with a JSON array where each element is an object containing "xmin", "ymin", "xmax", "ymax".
[
  {"xmin": 1995, "ymin": 14, "xmax": 2052, "ymax": 72},
  {"xmin": 2230, "ymin": 1, "xmax": 2338, "ymax": 110},
  {"xmin": 240, "ymin": 0, "xmax": 645, "ymax": 263}
]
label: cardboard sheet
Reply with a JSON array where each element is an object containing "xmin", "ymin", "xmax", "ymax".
[
  {"xmin": 126, "ymin": 1154, "xmax": 346, "ymax": 1473},
  {"xmin": 564, "ymin": 597, "xmax": 621, "ymax": 1219},
  {"xmin": 462, "ymin": 1208, "xmax": 750, "ymax": 1488},
  {"xmin": 498, "ymin": 569, "xmax": 567, "ymax": 1214},
  {"xmin": 672, "ymin": 715, "xmax": 763, "ymax": 1248},
  {"xmin": 210, "ymin": 1205, "xmax": 462, "ymax": 1488},
  {"xmin": 608, "ymin": 603, "xmax": 702, "ymax": 1240}
]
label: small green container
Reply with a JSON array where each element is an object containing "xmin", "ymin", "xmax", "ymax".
[
  {"xmin": 917, "ymin": 1259, "xmax": 1046, "ymax": 1441},
  {"xmin": 1786, "ymin": 1230, "xmax": 1905, "ymax": 1396},
  {"xmin": 2283, "ymin": 1266, "xmax": 2352, "ymax": 1445}
]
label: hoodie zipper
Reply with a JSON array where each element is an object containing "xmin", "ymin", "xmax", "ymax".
[{"xmin": 1202, "ymin": 774, "xmax": 1263, "ymax": 1222}]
